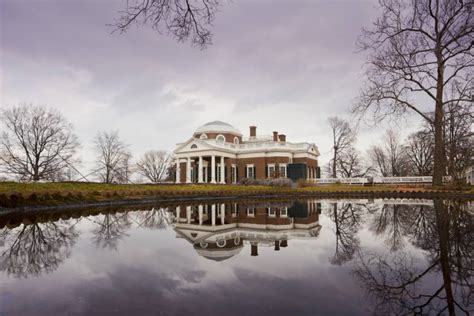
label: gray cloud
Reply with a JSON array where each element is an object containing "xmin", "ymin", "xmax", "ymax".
[{"xmin": 1, "ymin": 0, "xmax": 421, "ymax": 173}]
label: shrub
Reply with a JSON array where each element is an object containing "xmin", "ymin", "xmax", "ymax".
[{"xmin": 239, "ymin": 178, "xmax": 294, "ymax": 188}]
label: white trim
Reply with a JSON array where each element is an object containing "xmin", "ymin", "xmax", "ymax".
[
  {"xmin": 246, "ymin": 164, "xmax": 255, "ymax": 178},
  {"xmin": 199, "ymin": 133, "xmax": 208, "ymax": 140},
  {"xmin": 267, "ymin": 163, "xmax": 276, "ymax": 178},
  {"xmin": 216, "ymin": 134, "xmax": 226, "ymax": 142},
  {"xmin": 279, "ymin": 163, "xmax": 287, "ymax": 178}
]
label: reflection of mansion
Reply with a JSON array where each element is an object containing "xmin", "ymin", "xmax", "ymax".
[
  {"xmin": 173, "ymin": 121, "xmax": 320, "ymax": 183},
  {"xmin": 173, "ymin": 200, "xmax": 322, "ymax": 261}
]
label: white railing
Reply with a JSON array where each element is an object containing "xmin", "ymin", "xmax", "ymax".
[
  {"xmin": 314, "ymin": 176, "xmax": 433, "ymax": 185},
  {"xmin": 315, "ymin": 178, "xmax": 368, "ymax": 185},
  {"xmin": 379, "ymin": 176, "xmax": 433, "ymax": 183},
  {"xmin": 206, "ymin": 139, "xmax": 309, "ymax": 151}
]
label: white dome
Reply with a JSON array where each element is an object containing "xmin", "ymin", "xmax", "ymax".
[{"xmin": 195, "ymin": 121, "xmax": 242, "ymax": 136}]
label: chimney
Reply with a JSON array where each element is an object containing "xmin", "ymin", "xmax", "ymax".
[
  {"xmin": 251, "ymin": 244, "xmax": 258, "ymax": 256},
  {"xmin": 273, "ymin": 131, "xmax": 278, "ymax": 141},
  {"xmin": 279, "ymin": 134, "xmax": 286, "ymax": 142},
  {"xmin": 249, "ymin": 126, "xmax": 257, "ymax": 138},
  {"xmin": 274, "ymin": 240, "xmax": 280, "ymax": 251}
]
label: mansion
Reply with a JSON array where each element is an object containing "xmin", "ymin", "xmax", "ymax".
[
  {"xmin": 174, "ymin": 121, "xmax": 320, "ymax": 184},
  {"xmin": 174, "ymin": 200, "xmax": 322, "ymax": 261}
]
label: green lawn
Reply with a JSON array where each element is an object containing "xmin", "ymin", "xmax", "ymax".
[{"xmin": 0, "ymin": 181, "xmax": 472, "ymax": 209}]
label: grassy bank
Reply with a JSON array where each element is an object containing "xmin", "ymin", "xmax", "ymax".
[{"xmin": 0, "ymin": 181, "xmax": 472, "ymax": 209}]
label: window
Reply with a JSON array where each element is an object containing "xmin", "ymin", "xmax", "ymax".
[
  {"xmin": 234, "ymin": 137, "xmax": 240, "ymax": 144},
  {"xmin": 279, "ymin": 164, "xmax": 287, "ymax": 178},
  {"xmin": 247, "ymin": 207, "xmax": 255, "ymax": 217},
  {"xmin": 268, "ymin": 207, "xmax": 276, "ymax": 217},
  {"xmin": 281, "ymin": 207, "xmax": 288, "ymax": 218},
  {"xmin": 199, "ymin": 133, "xmax": 208, "ymax": 140},
  {"xmin": 191, "ymin": 144, "xmax": 198, "ymax": 149},
  {"xmin": 216, "ymin": 134, "xmax": 225, "ymax": 142},
  {"xmin": 231, "ymin": 164, "xmax": 237, "ymax": 183},
  {"xmin": 246, "ymin": 164, "xmax": 255, "ymax": 179},
  {"xmin": 267, "ymin": 164, "xmax": 275, "ymax": 178},
  {"xmin": 217, "ymin": 165, "xmax": 222, "ymax": 183}
]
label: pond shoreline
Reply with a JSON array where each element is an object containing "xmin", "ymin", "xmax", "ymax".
[{"xmin": 1, "ymin": 190, "xmax": 473, "ymax": 215}]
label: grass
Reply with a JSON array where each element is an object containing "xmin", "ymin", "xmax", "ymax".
[{"xmin": 0, "ymin": 181, "xmax": 472, "ymax": 209}]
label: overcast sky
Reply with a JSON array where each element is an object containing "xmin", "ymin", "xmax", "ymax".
[{"xmin": 1, "ymin": 0, "xmax": 423, "ymax": 175}]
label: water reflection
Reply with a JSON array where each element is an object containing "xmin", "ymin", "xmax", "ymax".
[
  {"xmin": 0, "ymin": 220, "xmax": 79, "ymax": 278},
  {"xmin": 0, "ymin": 199, "xmax": 472, "ymax": 315},
  {"xmin": 173, "ymin": 200, "xmax": 321, "ymax": 261},
  {"xmin": 353, "ymin": 200, "xmax": 473, "ymax": 315}
]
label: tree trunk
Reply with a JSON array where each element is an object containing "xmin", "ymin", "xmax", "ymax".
[
  {"xmin": 332, "ymin": 150, "xmax": 337, "ymax": 178},
  {"xmin": 433, "ymin": 49, "xmax": 446, "ymax": 186},
  {"xmin": 434, "ymin": 200, "xmax": 455, "ymax": 315}
]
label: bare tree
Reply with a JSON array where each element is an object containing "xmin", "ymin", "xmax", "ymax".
[
  {"xmin": 93, "ymin": 131, "xmax": 131, "ymax": 184},
  {"xmin": 136, "ymin": 150, "xmax": 173, "ymax": 183},
  {"xmin": 0, "ymin": 104, "xmax": 79, "ymax": 181},
  {"xmin": 353, "ymin": 0, "xmax": 474, "ymax": 185},
  {"xmin": 337, "ymin": 147, "xmax": 373, "ymax": 178},
  {"xmin": 369, "ymin": 129, "xmax": 408, "ymax": 177},
  {"xmin": 328, "ymin": 116, "xmax": 357, "ymax": 178},
  {"xmin": 368, "ymin": 145, "xmax": 391, "ymax": 177},
  {"xmin": 443, "ymin": 95, "xmax": 473, "ymax": 183},
  {"xmin": 112, "ymin": 0, "xmax": 220, "ymax": 48},
  {"xmin": 404, "ymin": 130, "xmax": 434, "ymax": 176}
]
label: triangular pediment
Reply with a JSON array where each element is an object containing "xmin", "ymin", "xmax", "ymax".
[{"xmin": 174, "ymin": 138, "xmax": 221, "ymax": 154}]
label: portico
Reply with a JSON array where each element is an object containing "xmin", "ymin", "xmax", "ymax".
[{"xmin": 175, "ymin": 154, "xmax": 228, "ymax": 184}]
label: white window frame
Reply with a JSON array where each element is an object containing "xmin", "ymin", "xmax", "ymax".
[
  {"xmin": 279, "ymin": 163, "xmax": 287, "ymax": 178},
  {"xmin": 199, "ymin": 133, "xmax": 208, "ymax": 140},
  {"xmin": 216, "ymin": 134, "xmax": 226, "ymax": 142},
  {"xmin": 267, "ymin": 164, "xmax": 276, "ymax": 178},
  {"xmin": 234, "ymin": 137, "xmax": 240, "ymax": 144},
  {"xmin": 231, "ymin": 164, "xmax": 237, "ymax": 183},
  {"xmin": 246, "ymin": 164, "xmax": 255, "ymax": 179},
  {"xmin": 281, "ymin": 207, "xmax": 288, "ymax": 218},
  {"xmin": 247, "ymin": 207, "xmax": 255, "ymax": 217},
  {"xmin": 217, "ymin": 164, "xmax": 222, "ymax": 182},
  {"xmin": 268, "ymin": 207, "xmax": 276, "ymax": 217}
]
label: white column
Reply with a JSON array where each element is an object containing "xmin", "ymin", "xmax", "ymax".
[
  {"xmin": 220, "ymin": 203, "xmax": 225, "ymax": 225},
  {"xmin": 211, "ymin": 204, "xmax": 216, "ymax": 226},
  {"xmin": 198, "ymin": 205, "xmax": 203, "ymax": 225},
  {"xmin": 198, "ymin": 156, "xmax": 203, "ymax": 183},
  {"xmin": 220, "ymin": 156, "xmax": 225, "ymax": 184},
  {"xmin": 176, "ymin": 206, "xmax": 181, "ymax": 222},
  {"xmin": 186, "ymin": 157, "xmax": 192, "ymax": 183},
  {"xmin": 186, "ymin": 206, "xmax": 191, "ymax": 224},
  {"xmin": 175, "ymin": 158, "xmax": 181, "ymax": 183},
  {"xmin": 210, "ymin": 155, "xmax": 216, "ymax": 184}
]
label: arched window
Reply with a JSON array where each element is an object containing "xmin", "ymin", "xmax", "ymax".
[
  {"xmin": 216, "ymin": 134, "xmax": 225, "ymax": 142},
  {"xmin": 191, "ymin": 144, "xmax": 198, "ymax": 149},
  {"xmin": 234, "ymin": 137, "xmax": 240, "ymax": 144},
  {"xmin": 199, "ymin": 133, "xmax": 208, "ymax": 140}
]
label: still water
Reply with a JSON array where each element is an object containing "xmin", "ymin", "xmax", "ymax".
[{"xmin": 0, "ymin": 198, "xmax": 472, "ymax": 315}]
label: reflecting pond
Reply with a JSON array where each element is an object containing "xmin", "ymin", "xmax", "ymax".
[{"xmin": 0, "ymin": 198, "xmax": 472, "ymax": 315}]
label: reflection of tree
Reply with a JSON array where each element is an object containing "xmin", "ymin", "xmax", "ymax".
[
  {"xmin": 0, "ymin": 220, "xmax": 79, "ymax": 278},
  {"xmin": 328, "ymin": 203, "xmax": 362, "ymax": 265},
  {"xmin": 353, "ymin": 201, "xmax": 473, "ymax": 315},
  {"xmin": 135, "ymin": 208, "xmax": 174, "ymax": 229},
  {"xmin": 369, "ymin": 204, "xmax": 413, "ymax": 251},
  {"xmin": 90, "ymin": 212, "xmax": 131, "ymax": 250}
]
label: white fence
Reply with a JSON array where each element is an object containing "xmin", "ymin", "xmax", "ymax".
[{"xmin": 314, "ymin": 176, "xmax": 433, "ymax": 185}]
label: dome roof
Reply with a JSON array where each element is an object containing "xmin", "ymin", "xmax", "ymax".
[{"xmin": 195, "ymin": 121, "xmax": 242, "ymax": 136}]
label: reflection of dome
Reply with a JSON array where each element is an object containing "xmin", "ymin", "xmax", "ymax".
[
  {"xmin": 195, "ymin": 246, "xmax": 243, "ymax": 262},
  {"xmin": 194, "ymin": 121, "xmax": 242, "ymax": 136}
]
